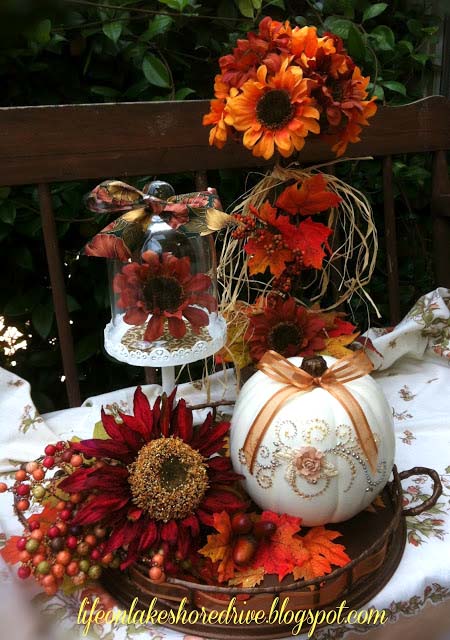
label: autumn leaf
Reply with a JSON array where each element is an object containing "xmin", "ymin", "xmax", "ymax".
[
  {"xmin": 293, "ymin": 527, "xmax": 350, "ymax": 582},
  {"xmin": 250, "ymin": 512, "xmax": 309, "ymax": 582},
  {"xmin": 0, "ymin": 536, "xmax": 21, "ymax": 565},
  {"xmin": 320, "ymin": 333, "xmax": 359, "ymax": 358},
  {"xmin": 244, "ymin": 230, "xmax": 292, "ymax": 277},
  {"xmin": 28, "ymin": 503, "xmax": 59, "ymax": 534},
  {"xmin": 276, "ymin": 175, "xmax": 341, "ymax": 216},
  {"xmin": 199, "ymin": 511, "xmax": 235, "ymax": 583},
  {"xmin": 327, "ymin": 317, "xmax": 357, "ymax": 337},
  {"xmin": 228, "ymin": 565, "xmax": 265, "ymax": 588},
  {"xmin": 216, "ymin": 306, "xmax": 252, "ymax": 368}
]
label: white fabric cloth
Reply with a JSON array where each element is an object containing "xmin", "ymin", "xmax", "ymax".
[{"xmin": 1, "ymin": 289, "xmax": 450, "ymax": 640}]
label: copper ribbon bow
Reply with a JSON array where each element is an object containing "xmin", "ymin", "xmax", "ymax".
[{"xmin": 242, "ymin": 350, "xmax": 378, "ymax": 475}]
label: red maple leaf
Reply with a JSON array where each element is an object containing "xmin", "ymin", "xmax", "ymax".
[
  {"xmin": 275, "ymin": 216, "xmax": 332, "ymax": 270},
  {"xmin": 276, "ymin": 175, "xmax": 342, "ymax": 216},
  {"xmin": 250, "ymin": 512, "xmax": 309, "ymax": 582},
  {"xmin": 328, "ymin": 317, "xmax": 357, "ymax": 337}
]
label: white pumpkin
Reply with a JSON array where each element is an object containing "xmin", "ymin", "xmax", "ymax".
[{"xmin": 230, "ymin": 355, "xmax": 395, "ymax": 526}]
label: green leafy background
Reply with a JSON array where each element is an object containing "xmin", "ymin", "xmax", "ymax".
[{"xmin": 0, "ymin": 0, "xmax": 444, "ymax": 411}]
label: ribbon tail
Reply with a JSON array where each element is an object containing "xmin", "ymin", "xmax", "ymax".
[
  {"xmin": 242, "ymin": 386, "xmax": 301, "ymax": 474},
  {"xmin": 323, "ymin": 383, "xmax": 378, "ymax": 473}
]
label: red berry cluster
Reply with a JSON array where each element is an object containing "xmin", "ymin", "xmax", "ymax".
[
  {"xmin": 272, "ymin": 250, "xmax": 304, "ymax": 294},
  {"xmin": 230, "ymin": 513, "xmax": 276, "ymax": 566},
  {"xmin": 0, "ymin": 442, "xmax": 119, "ymax": 595},
  {"xmin": 231, "ymin": 212, "xmax": 257, "ymax": 240}
]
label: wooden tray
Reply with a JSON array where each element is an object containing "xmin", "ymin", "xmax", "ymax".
[{"xmin": 101, "ymin": 466, "xmax": 442, "ymax": 639}]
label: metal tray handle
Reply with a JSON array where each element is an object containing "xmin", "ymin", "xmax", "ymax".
[{"xmin": 399, "ymin": 466, "xmax": 443, "ymax": 516}]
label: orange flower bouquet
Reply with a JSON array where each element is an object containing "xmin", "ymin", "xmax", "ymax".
[{"xmin": 203, "ymin": 17, "xmax": 377, "ymax": 159}]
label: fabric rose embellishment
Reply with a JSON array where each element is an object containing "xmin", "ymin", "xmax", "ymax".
[
  {"xmin": 294, "ymin": 446, "xmax": 325, "ymax": 483},
  {"xmin": 275, "ymin": 443, "xmax": 338, "ymax": 488}
]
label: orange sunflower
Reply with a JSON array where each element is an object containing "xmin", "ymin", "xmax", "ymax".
[
  {"xmin": 225, "ymin": 58, "xmax": 320, "ymax": 160},
  {"xmin": 202, "ymin": 75, "xmax": 232, "ymax": 149}
]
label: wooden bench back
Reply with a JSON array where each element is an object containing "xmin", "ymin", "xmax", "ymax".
[{"xmin": 1, "ymin": 96, "xmax": 450, "ymax": 406}]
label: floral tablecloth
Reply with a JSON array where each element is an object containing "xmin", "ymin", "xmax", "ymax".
[{"xmin": 1, "ymin": 288, "xmax": 450, "ymax": 640}]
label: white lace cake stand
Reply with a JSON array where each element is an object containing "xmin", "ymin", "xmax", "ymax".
[{"xmin": 104, "ymin": 311, "xmax": 227, "ymax": 392}]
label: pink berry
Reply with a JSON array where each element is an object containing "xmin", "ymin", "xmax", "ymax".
[
  {"xmin": 66, "ymin": 536, "xmax": 78, "ymax": 550},
  {"xmin": 48, "ymin": 526, "xmax": 60, "ymax": 539},
  {"xmin": 90, "ymin": 549, "xmax": 101, "ymax": 561},
  {"xmin": 18, "ymin": 565, "xmax": 31, "ymax": 579},
  {"xmin": 16, "ymin": 538, "xmax": 27, "ymax": 551},
  {"xmin": 55, "ymin": 441, "xmax": 66, "ymax": 452},
  {"xmin": 16, "ymin": 484, "xmax": 30, "ymax": 497},
  {"xmin": 43, "ymin": 456, "xmax": 55, "ymax": 469},
  {"xmin": 29, "ymin": 521, "xmax": 40, "ymax": 531},
  {"xmin": 60, "ymin": 509, "xmax": 72, "ymax": 521},
  {"xmin": 44, "ymin": 445, "xmax": 56, "ymax": 456}
]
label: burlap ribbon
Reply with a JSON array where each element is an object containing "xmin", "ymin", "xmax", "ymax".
[{"xmin": 242, "ymin": 350, "xmax": 378, "ymax": 475}]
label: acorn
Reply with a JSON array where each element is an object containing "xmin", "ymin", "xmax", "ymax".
[
  {"xmin": 252, "ymin": 521, "xmax": 277, "ymax": 540},
  {"xmin": 231, "ymin": 512, "xmax": 253, "ymax": 535},
  {"xmin": 232, "ymin": 537, "xmax": 257, "ymax": 566}
]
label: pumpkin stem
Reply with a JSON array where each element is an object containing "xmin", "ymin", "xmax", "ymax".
[{"xmin": 300, "ymin": 356, "xmax": 328, "ymax": 377}]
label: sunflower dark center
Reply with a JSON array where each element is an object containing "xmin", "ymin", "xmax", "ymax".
[
  {"xmin": 256, "ymin": 89, "xmax": 294, "ymax": 130},
  {"xmin": 267, "ymin": 321, "xmax": 303, "ymax": 355},
  {"xmin": 128, "ymin": 437, "xmax": 209, "ymax": 522},
  {"xmin": 143, "ymin": 276, "xmax": 183, "ymax": 313},
  {"xmin": 160, "ymin": 456, "xmax": 187, "ymax": 490}
]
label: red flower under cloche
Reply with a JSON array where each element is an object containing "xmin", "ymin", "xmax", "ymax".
[
  {"xmin": 113, "ymin": 250, "xmax": 217, "ymax": 341},
  {"xmin": 59, "ymin": 388, "xmax": 246, "ymax": 571}
]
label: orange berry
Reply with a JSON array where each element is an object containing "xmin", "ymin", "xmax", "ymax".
[
  {"xmin": 0, "ymin": 483, "xmax": 7, "ymax": 493},
  {"xmin": 52, "ymin": 563, "xmax": 65, "ymax": 579},
  {"xmin": 84, "ymin": 534, "xmax": 96, "ymax": 547},
  {"xmin": 149, "ymin": 566, "xmax": 162, "ymax": 581},
  {"xmin": 32, "ymin": 468, "xmax": 45, "ymax": 481},
  {"xmin": 30, "ymin": 529, "xmax": 44, "ymax": 542},
  {"xmin": 19, "ymin": 550, "xmax": 31, "ymax": 562},
  {"xmin": 15, "ymin": 470, "xmax": 27, "ymax": 482},
  {"xmin": 44, "ymin": 585, "xmax": 58, "ymax": 596},
  {"xmin": 16, "ymin": 499, "xmax": 29, "ymax": 511},
  {"xmin": 56, "ymin": 522, "xmax": 67, "ymax": 535},
  {"xmin": 101, "ymin": 553, "xmax": 113, "ymax": 565},
  {"xmin": 41, "ymin": 574, "xmax": 56, "ymax": 588},
  {"xmin": 152, "ymin": 553, "xmax": 164, "ymax": 566},
  {"xmin": 32, "ymin": 554, "xmax": 46, "ymax": 567},
  {"xmin": 69, "ymin": 493, "xmax": 82, "ymax": 504},
  {"xmin": 66, "ymin": 561, "xmax": 79, "ymax": 577},
  {"xmin": 56, "ymin": 550, "xmax": 71, "ymax": 566},
  {"xmin": 56, "ymin": 501, "xmax": 66, "ymax": 511},
  {"xmin": 70, "ymin": 455, "xmax": 83, "ymax": 467}
]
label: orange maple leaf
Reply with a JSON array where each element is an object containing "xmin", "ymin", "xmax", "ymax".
[
  {"xmin": 0, "ymin": 536, "xmax": 21, "ymax": 565},
  {"xmin": 276, "ymin": 175, "xmax": 342, "ymax": 217},
  {"xmin": 293, "ymin": 526, "xmax": 350, "ymax": 582},
  {"xmin": 28, "ymin": 503, "xmax": 59, "ymax": 534},
  {"xmin": 228, "ymin": 565, "xmax": 265, "ymax": 588},
  {"xmin": 244, "ymin": 230, "xmax": 293, "ymax": 277},
  {"xmin": 199, "ymin": 511, "xmax": 235, "ymax": 583},
  {"xmin": 250, "ymin": 512, "xmax": 309, "ymax": 582}
]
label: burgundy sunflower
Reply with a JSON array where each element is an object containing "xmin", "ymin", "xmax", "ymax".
[
  {"xmin": 59, "ymin": 388, "xmax": 245, "ymax": 571},
  {"xmin": 113, "ymin": 250, "xmax": 217, "ymax": 341},
  {"xmin": 246, "ymin": 296, "xmax": 326, "ymax": 362}
]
